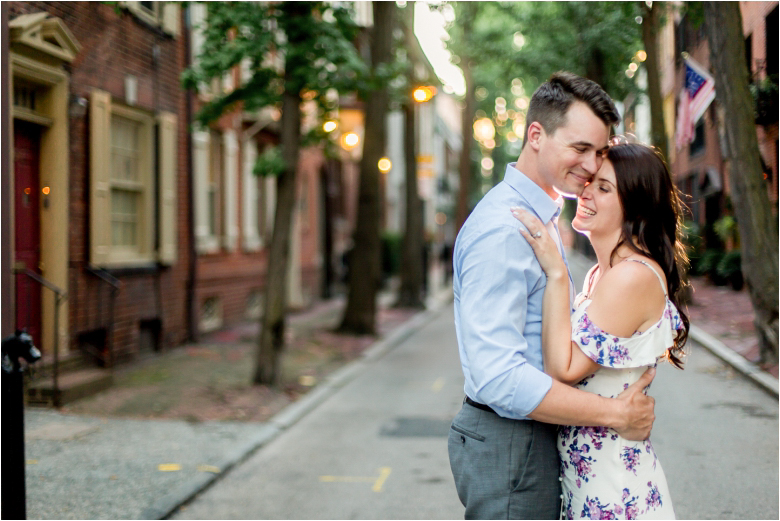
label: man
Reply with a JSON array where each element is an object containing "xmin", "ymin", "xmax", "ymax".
[{"xmin": 448, "ymin": 71, "xmax": 656, "ymax": 519}]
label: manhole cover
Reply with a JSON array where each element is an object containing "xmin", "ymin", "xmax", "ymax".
[{"xmin": 380, "ymin": 417, "xmax": 452, "ymax": 438}]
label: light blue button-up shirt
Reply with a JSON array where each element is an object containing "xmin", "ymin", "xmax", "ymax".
[{"xmin": 453, "ymin": 163, "xmax": 570, "ymax": 419}]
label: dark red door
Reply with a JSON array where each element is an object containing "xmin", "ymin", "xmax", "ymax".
[{"xmin": 14, "ymin": 120, "xmax": 42, "ymax": 348}]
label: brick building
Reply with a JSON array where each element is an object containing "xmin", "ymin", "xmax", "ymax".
[
  {"xmin": 664, "ymin": 2, "xmax": 778, "ymax": 244},
  {"xmin": 185, "ymin": 3, "xmax": 352, "ymax": 336},
  {"xmin": 7, "ymin": 2, "xmax": 190, "ymax": 378}
]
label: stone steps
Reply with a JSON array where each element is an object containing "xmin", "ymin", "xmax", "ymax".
[{"xmin": 26, "ymin": 368, "xmax": 114, "ymax": 406}]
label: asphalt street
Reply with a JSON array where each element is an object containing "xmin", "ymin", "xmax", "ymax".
[{"xmin": 172, "ymin": 302, "xmax": 778, "ymax": 520}]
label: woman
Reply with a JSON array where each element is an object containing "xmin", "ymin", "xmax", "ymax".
[{"xmin": 511, "ymin": 142, "xmax": 689, "ymax": 520}]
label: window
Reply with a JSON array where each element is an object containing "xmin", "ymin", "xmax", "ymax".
[
  {"xmin": 90, "ymin": 89, "xmax": 177, "ymax": 266},
  {"xmin": 689, "ymin": 120, "xmax": 706, "ymax": 157},
  {"xmin": 199, "ymin": 296, "xmax": 222, "ymax": 333},
  {"xmin": 125, "ymin": 1, "xmax": 179, "ymax": 37},
  {"xmin": 208, "ymin": 130, "xmax": 223, "ymax": 238},
  {"xmin": 192, "ymin": 129, "xmax": 239, "ymax": 253},
  {"xmin": 766, "ymin": 6, "xmax": 778, "ymax": 78},
  {"xmin": 110, "ymin": 115, "xmax": 144, "ymax": 249}
]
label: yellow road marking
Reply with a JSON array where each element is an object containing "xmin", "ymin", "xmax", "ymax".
[
  {"xmin": 431, "ymin": 377, "xmax": 445, "ymax": 392},
  {"xmin": 158, "ymin": 463, "xmax": 181, "ymax": 472},
  {"xmin": 197, "ymin": 465, "xmax": 221, "ymax": 474},
  {"xmin": 372, "ymin": 467, "xmax": 392, "ymax": 492},
  {"xmin": 319, "ymin": 467, "xmax": 393, "ymax": 493},
  {"xmin": 319, "ymin": 476, "xmax": 375, "ymax": 483}
]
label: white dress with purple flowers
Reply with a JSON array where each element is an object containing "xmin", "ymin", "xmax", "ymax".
[{"xmin": 560, "ymin": 260, "xmax": 684, "ymax": 520}]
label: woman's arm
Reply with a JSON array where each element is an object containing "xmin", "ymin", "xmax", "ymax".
[
  {"xmin": 511, "ymin": 208, "xmax": 600, "ymax": 385},
  {"xmin": 540, "ymin": 271, "xmax": 601, "ymax": 384}
]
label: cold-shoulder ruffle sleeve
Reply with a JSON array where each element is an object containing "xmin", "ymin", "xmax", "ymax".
[{"xmin": 571, "ymin": 300, "xmax": 685, "ymax": 369}]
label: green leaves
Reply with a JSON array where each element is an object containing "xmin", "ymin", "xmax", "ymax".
[
  {"xmin": 253, "ymin": 146, "xmax": 286, "ymax": 178},
  {"xmin": 182, "ymin": 1, "xmax": 370, "ymax": 135}
]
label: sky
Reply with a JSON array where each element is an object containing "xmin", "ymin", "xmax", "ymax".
[{"xmin": 412, "ymin": 2, "xmax": 467, "ymax": 96}]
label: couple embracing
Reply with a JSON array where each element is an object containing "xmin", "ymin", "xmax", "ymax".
[{"xmin": 449, "ymin": 71, "xmax": 689, "ymax": 520}]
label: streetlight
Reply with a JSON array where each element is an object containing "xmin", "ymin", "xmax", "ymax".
[
  {"xmin": 341, "ymin": 132, "xmax": 360, "ymax": 150},
  {"xmin": 378, "ymin": 157, "xmax": 392, "ymax": 173},
  {"xmin": 473, "ymin": 117, "xmax": 495, "ymax": 142},
  {"xmin": 413, "ymin": 85, "xmax": 436, "ymax": 103}
]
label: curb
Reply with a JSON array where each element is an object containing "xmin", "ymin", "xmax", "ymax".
[
  {"xmin": 146, "ymin": 291, "xmax": 454, "ymax": 519},
  {"xmin": 689, "ymin": 324, "xmax": 779, "ymax": 398}
]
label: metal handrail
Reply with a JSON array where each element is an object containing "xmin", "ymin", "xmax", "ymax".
[
  {"xmin": 86, "ymin": 265, "xmax": 121, "ymax": 289},
  {"xmin": 12, "ymin": 267, "xmax": 67, "ymax": 407},
  {"xmin": 86, "ymin": 266, "xmax": 121, "ymax": 369}
]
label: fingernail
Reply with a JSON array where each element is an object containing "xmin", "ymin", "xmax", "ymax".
[{"xmin": 510, "ymin": 206, "xmax": 520, "ymax": 212}]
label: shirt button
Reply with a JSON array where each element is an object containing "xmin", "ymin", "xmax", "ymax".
[{"xmin": 559, "ymin": 477, "xmax": 563, "ymax": 482}]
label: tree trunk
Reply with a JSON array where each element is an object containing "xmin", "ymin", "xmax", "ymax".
[
  {"xmin": 703, "ymin": 1, "xmax": 779, "ymax": 363},
  {"xmin": 456, "ymin": 3, "xmax": 477, "ymax": 234},
  {"xmin": 641, "ymin": 1, "xmax": 668, "ymax": 161},
  {"xmin": 396, "ymin": 3, "xmax": 425, "ymax": 309},
  {"xmin": 397, "ymin": 101, "xmax": 425, "ymax": 308},
  {"xmin": 339, "ymin": 1, "xmax": 394, "ymax": 334},
  {"xmin": 253, "ymin": 88, "xmax": 302, "ymax": 385}
]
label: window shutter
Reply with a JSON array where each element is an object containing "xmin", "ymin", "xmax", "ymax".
[
  {"xmin": 242, "ymin": 138, "xmax": 261, "ymax": 251},
  {"xmin": 157, "ymin": 112, "xmax": 177, "ymax": 264},
  {"xmin": 162, "ymin": 3, "xmax": 180, "ymax": 37},
  {"xmin": 90, "ymin": 89, "xmax": 112, "ymax": 266},
  {"xmin": 223, "ymin": 130, "xmax": 239, "ymax": 251},
  {"xmin": 192, "ymin": 129, "xmax": 212, "ymax": 252}
]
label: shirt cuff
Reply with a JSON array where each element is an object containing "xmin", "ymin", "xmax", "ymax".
[{"xmin": 511, "ymin": 363, "xmax": 554, "ymax": 418}]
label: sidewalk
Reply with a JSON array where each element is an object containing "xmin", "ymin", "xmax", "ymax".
[
  {"xmin": 22, "ymin": 255, "xmax": 777, "ymax": 519},
  {"xmin": 23, "ymin": 278, "xmax": 455, "ymax": 520}
]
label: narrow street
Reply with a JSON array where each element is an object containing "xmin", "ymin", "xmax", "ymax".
[{"xmin": 172, "ymin": 303, "xmax": 778, "ymax": 520}]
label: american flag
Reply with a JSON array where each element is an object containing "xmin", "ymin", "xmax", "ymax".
[{"xmin": 675, "ymin": 56, "xmax": 716, "ymax": 149}]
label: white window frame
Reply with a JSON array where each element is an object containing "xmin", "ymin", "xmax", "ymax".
[
  {"xmin": 242, "ymin": 138, "xmax": 263, "ymax": 252},
  {"xmin": 125, "ymin": 1, "xmax": 179, "ymax": 37},
  {"xmin": 193, "ymin": 129, "xmax": 218, "ymax": 253}
]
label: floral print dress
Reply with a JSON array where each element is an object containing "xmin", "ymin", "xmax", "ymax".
[{"xmin": 559, "ymin": 260, "xmax": 684, "ymax": 520}]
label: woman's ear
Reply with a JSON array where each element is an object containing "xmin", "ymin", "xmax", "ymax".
[{"xmin": 526, "ymin": 121, "xmax": 544, "ymax": 151}]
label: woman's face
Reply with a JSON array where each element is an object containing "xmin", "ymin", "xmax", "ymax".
[{"xmin": 571, "ymin": 159, "xmax": 624, "ymax": 238}]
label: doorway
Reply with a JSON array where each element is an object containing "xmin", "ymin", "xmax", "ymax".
[{"xmin": 13, "ymin": 120, "xmax": 43, "ymax": 347}]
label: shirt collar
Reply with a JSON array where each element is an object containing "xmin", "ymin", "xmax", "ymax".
[{"xmin": 504, "ymin": 163, "xmax": 564, "ymax": 223}]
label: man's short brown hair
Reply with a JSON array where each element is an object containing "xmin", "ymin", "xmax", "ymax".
[{"xmin": 521, "ymin": 71, "xmax": 620, "ymax": 149}]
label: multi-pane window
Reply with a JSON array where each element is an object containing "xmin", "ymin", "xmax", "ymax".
[
  {"xmin": 110, "ymin": 115, "xmax": 143, "ymax": 249},
  {"xmin": 208, "ymin": 130, "xmax": 222, "ymax": 238},
  {"xmin": 89, "ymin": 89, "xmax": 177, "ymax": 266}
]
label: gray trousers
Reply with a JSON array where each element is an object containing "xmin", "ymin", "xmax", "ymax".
[{"xmin": 448, "ymin": 401, "xmax": 561, "ymax": 520}]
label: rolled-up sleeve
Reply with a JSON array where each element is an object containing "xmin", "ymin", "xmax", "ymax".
[{"xmin": 456, "ymin": 223, "xmax": 553, "ymax": 419}]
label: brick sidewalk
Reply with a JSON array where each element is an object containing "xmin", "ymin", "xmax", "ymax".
[{"xmin": 687, "ymin": 276, "xmax": 778, "ymax": 378}]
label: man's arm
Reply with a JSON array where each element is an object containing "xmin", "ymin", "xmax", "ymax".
[{"xmin": 528, "ymin": 368, "xmax": 656, "ymax": 441}]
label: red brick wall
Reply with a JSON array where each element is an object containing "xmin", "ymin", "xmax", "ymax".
[{"xmin": 9, "ymin": 2, "xmax": 192, "ymax": 362}]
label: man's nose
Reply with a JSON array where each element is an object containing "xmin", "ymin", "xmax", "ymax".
[{"xmin": 582, "ymin": 151, "xmax": 602, "ymax": 175}]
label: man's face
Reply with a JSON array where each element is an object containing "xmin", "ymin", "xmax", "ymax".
[{"xmin": 536, "ymin": 101, "xmax": 611, "ymax": 198}]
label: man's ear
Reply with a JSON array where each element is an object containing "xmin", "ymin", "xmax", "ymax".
[{"xmin": 526, "ymin": 121, "xmax": 544, "ymax": 151}]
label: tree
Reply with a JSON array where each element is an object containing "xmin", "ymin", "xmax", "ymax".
[
  {"xmin": 702, "ymin": 2, "xmax": 779, "ymax": 363},
  {"xmin": 183, "ymin": 2, "xmax": 367, "ymax": 385},
  {"xmin": 338, "ymin": 2, "xmax": 396, "ymax": 334},
  {"xmin": 396, "ymin": 2, "xmax": 426, "ymax": 309},
  {"xmin": 640, "ymin": 1, "xmax": 668, "ymax": 160}
]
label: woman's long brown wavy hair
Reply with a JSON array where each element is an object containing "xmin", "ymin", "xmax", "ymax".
[{"xmin": 606, "ymin": 142, "xmax": 690, "ymax": 368}]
